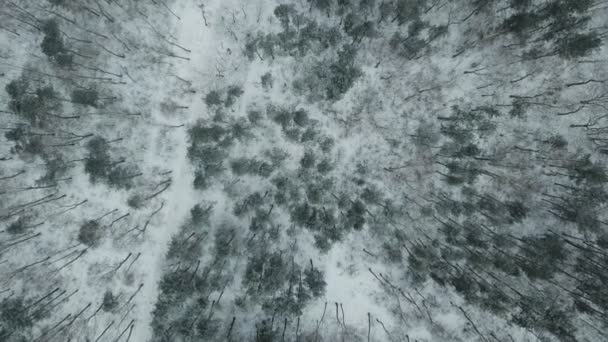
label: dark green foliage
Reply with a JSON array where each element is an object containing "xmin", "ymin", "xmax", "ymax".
[
  {"xmin": 570, "ymin": 156, "xmax": 607, "ymax": 184},
  {"xmin": 306, "ymin": 183, "xmax": 325, "ymax": 204},
  {"xmin": 258, "ymin": 33, "xmax": 278, "ymax": 60},
  {"xmin": 546, "ymin": 185, "xmax": 607, "ymax": 232},
  {"xmin": 187, "ymin": 121, "xmax": 234, "ymax": 189},
  {"xmin": 54, "ymin": 52, "xmax": 74, "ymax": 67},
  {"xmin": 518, "ymin": 234, "xmax": 567, "ymax": 280},
  {"xmin": 450, "ymin": 273, "xmax": 478, "ymax": 302},
  {"xmin": 291, "ymin": 202, "xmax": 318, "ymax": 229},
  {"xmin": 37, "ymin": 156, "xmax": 66, "ymax": 184},
  {"xmin": 393, "ymin": 0, "xmax": 424, "ymax": 25},
  {"xmin": 510, "ymin": 0, "xmax": 531, "ymax": 9},
  {"xmin": 562, "ymin": 0, "xmax": 593, "ymax": 13},
  {"xmin": 557, "ymin": 33, "xmax": 601, "ymax": 59},
  {"xmin": 127, "ymin": 194, "xmax": 143, "ymax": 209},
  {"xmin": 360, "ymin": 186, "xmax": 381, "ymax": 204},
  {"xmin": 576, "ymin": 275, "xmax": 608, "ymax": 315},
  {"xmin": 5, "ymin": 127, "xmax": 25, "ymax": 142},
  {"xmin": 252, "ymin": 7, "xmax": 342, "ymax": 60},
  {"xmin": 21, "ymin": 136, "xmax": 45, "ymax": 156},
  {"xmin": 227, "ymin": 85, "xmax": 244, "ymax": 100},
  {"xmin": 378, "ymin": 1, "xmax": 394, "ymax": 23},
  {"xmin": 293, "ymin": 109, "xmax": 309, "ymax": 127},
  {"xmin": 382, "ymin": 242, "xmax": 402, "ymax": 263},
  {"xmin": 157, "ymin": 269, "xmax": 202, "ymax": 302},
  {"xmin": 407, "ymin": 244, "xmax": 442, "ymax": 285},
  {"xmin": 197, "ymin": 318, "xmax": 221, "ymax": 338},
  {"xmin": 346, "ymin": 200, "xmax": 366, "ymax": 230},
  {"xmin": 300, "ymin": 151, "xmax": 316, "ymax": 169},
  {"xmin": 269, "ymin": 106, "xmax": 293, "ymax": 129},
  {"xmin": 193, "ymin": 171, "xmax": 209, "ymax": 190},
  {"xmin": 545, "ymin": 134, "xmax": 568, "ymax": 149},
  {"xmin": 271, "ymin": 176, "xmax": 292, "ymax": 204},
  {"xmin": 71, "ymin": 89, "xmax": 99, "ymax": 107},
  {"xmin": 323, "ymin": 45, "xmax": 362, "ymax": 100},
  {"xmin": 102, "ymin": 290, "xmax": 117, "ymax": 312},
  {"xmin": 189, "ymin": 124, "xmax": 229, "ymax": 144},
  {"xmin": 230, "ymin": 120, "xmax": 250, "ymax": 141},
  {"xmin": 506, "ymin": 200, "xmax": 528, "ymax": 223},
  {"xmin": 513, "ymin": 297, "xmax": 577, "ymax": 342},
  {"xmin": 429, "ymin": 24, "xmax": 449, "ymax": 41},
  {"xmin": 204, "ymin": 90, "xmax": 222, "ymax": 107},
  {"xmin": 316, "ymin": 158, "xmax": 333, "ymax": 174},
  {"xmin": 406, "ymin": 19, "xmax": 426, "ymax": 37},
  {"xmin": 190, "ymin": 204, "xmax": 212, "ymax": 225},
  {"xmin": 193, "ymin": 145, "xmax": 227, "ymax": 170},
  {"xmin": 7, "ymin": 218, "xmax": 26, "ymax": 234},
  {"xmin": 309, "ymin": 0, "xmax": 332, "ymax": 13},
  {"xmin": 319, "ymin": 136, "xmax": 335, "ymax": 152},
  {"xmin": 255, "ymin": 320, "xmax": 275, "ymax": 342},
  {"xmin": 244, "ymin": 34, "xmax": 259, "ymax": 60},
  {"xmin": 234, "ymin": 192, "xmax": 265, "ymax": 217},
  {"xmin": 304, "ymin": 261, "xmax": 326, "ymax": 297},
  {"xmin": 261, "ymin": 72, "xmax": 273, "ymax": 89},
  {"xmin": 244, "ymin": 251, "xmax": 287, "ymax": 295},
  {"xmin": 107, "ymin": 166, "xmax": 137, "ymax": 189},
  {"xmin": 41, "ymin": 19, "xmax": 72, "ymax": 65},
  {"xmin": 463, "ymin": 225, "xmax": 487, "ymax": 249},
  {"xmin": 225, "ymin": 85, "xmax": 244, "ymax": 107},
  {"xmin": 475, "ymin": 106, "xmax": 501, "ymax": 118},
  {"xmin": 151, "ymin": 207, "xmax": 230, "ymax": 342},
  {"xmin": 492, "ymin": 253, "xmax": 521, "ymax": 276},
  {"xmin": 300, "ymin": 127, "xmax": 317, "ymax": 142},
  {"xmin": 248, "ymin": 110, "xmax": 263, "ymax": 124},
  {"xmin": 542, "ymin": 0, "xmax": 592, "ymax": 18},
  {"xmin": 344, "ymin": 13, "xmax": 376, "ymax": 43},
  {"xmin": 265, "ymin": 148, "xmax": 289, "ymax": 166},
  {"xmin": 440, "ymin": 125, "xmax": 473, "ymax": 145},
  {"xmin": 84, "ymin": 137, "xmax": 110, "ymax": 182},
  {"xmin": 78, "ymin": 220, "xmax": 102, "ymax": 247},
  {"xmin": 509, "ymin": 99, "xmax": 527, "ymax": 118},
  {"xmin": 479, "ymin": 286, "xmax": 512, "ymax": 315},
  {"xmin": 597, "ymin": 234, "xmax": 608, "ymax": 248},
  {"xmin": 359, "ymin": 0, "xmax": 375, "ymax": 11},
  {"xmin": 502, "ymin": 12, "xmax": 540, "ymax": 35},
  {"xmin": 0, "ymin": 297, "xmax": 34, "ymax": 339},
  {"xmin": 313, "ymin": 233, "xmax": 332, "ymax": 252},
  {"xmin": 255, "ymin": 34, "xmax": 276, "ymax": 60},
  {"xmin": 442, "ymin": 162, "xmax": 480, "ymax": 185},
  {"xmin": 83, "ymin": 136, "xmax": 132, "ymax": 188},
  {"xmin": 230, "ymin": 157, "xmax": 274, "ymax": 177},
  {"xmin": 230, "ymin": 158, "xmax": 250, "ymax": 175},
  {"xmin": 285, "ymin": 128, "xmax": 301, "ymax": 141},
  {"xmin": 434, "ymin": 197, "xmax": 475, "ymax": 217},
  {"xmin": 6, "ymin": 78, "xmax": 28, "ymax": 101},
  {"xmin": 213, "ymin": 225, "xmax": 235, "ymax": 258},
  {"xmin": 244, "ymin": 252, "xmax": 322, "ymax": 319},
  {"xmin": 166, "ymin": 232, "xmax": 204, "ymax": 262},
  {"xmin": 6, "ymin": 79, "xmax": 61, "ymax": 126},
  {"xmin": 349, "ymin": 20, "xmax": 376, "ymax": 42},
  {"xmin": 500, "ymin": 0, "xmax": 598, "ymax": 61},
  {"xmin": 456, "ymin": 144, "xmax": 480, "ymax": 157},
  {"xmin": 274, "ymin": 4, "xmax": 296, "ymax": 29}
]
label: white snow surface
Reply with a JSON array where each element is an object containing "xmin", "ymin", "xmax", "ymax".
[{"xmin": 2, "ymin": 0, "xmax": 607, "ymax": 341}]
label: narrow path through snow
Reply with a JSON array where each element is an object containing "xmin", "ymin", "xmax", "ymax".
[{"xmin": 130, "ymin": 1, "xmax": 220, "ymax": 340}]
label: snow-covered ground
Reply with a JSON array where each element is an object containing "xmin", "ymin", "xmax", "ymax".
[{"xmin": 2, "ymin": 1, "xmax": 608, "ymax": 341}]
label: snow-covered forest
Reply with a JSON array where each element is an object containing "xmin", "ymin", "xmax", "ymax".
[{"xmin": 1, "ymin": 0, "xmax": 608, "ymax": 341}]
